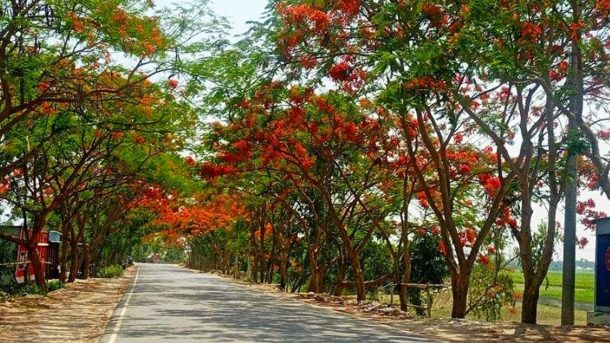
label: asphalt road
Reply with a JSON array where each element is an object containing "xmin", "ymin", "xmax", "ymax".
[{"xmin": 100, "ymin": 263, "xmax": 433, "ymax": 343}]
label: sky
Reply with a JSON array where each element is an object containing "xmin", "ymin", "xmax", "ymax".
[
  {"xmin": 208, "ymin": 0, "xmax": 269, "ymax": 34},
  {"xmin": 154, "ymin": 0, "xmax": 606, "ymax": 262}
]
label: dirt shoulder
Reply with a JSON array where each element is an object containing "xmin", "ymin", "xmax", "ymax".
[
  {"xmin": 0, "ymin": 266, "xmax": 135, "ymax": 343},
  {"xmin": 196, "ymin": 269, "xmax": 610, "ymax": 343}
]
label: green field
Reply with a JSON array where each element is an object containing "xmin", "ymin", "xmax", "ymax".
[{"xmin": 509, "ymin": 270, "xmax": 595, "ymax": 304}]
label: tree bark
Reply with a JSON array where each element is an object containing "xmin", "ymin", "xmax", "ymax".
[
  {"xmin": 68, "ymin": 241, "xmax": 79, "ymax": 283},
  {"xmin": 522, "ymin": 282, "xmax": 541, "ymax": 324},
  {"xmin": 59, "ymin": 224, "xmax": 69, "ymax": 283},
  {"xmin": 82, "ymin": 244, "xmax": 90, "ymax": 279},
  {"xmin": 26, "ymin": 242, "xmax": 47, "ymax": 292},
  {"xmin": 450, "ymin": 273, "xmax": 470, "ymax": 318},
  {"xmin": 279, "ymin": 248, "xmax": 288, "ymax": 290}
]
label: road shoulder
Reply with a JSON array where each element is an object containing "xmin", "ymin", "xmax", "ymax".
[
  {"xmin": 0, "ymin": 266, "xmax": 136, "ymax": 343},
  {"xmin": 184, "ymin": 267, "xmax": 610, "ymax": 343}
]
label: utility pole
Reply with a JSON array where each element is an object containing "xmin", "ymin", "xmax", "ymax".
[
  {"xmin": 561, "ymin": 120, "xmax": 577, "ymax": 326},
  {"xmin": 561, "ymin": 1, "xmax": 583, "ymax": 325}
]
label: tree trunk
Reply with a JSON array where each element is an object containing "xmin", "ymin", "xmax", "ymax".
[
  {"xmin": 82, "ymin": 244, "xmax": 90, "ymax": 279},
  {"xmin": 59, "ymin": 226, "xmax": 69, "ymax": 283},
  {"xmin": 251, "ymin": 256, "xmax": 259, "ymax": 282},
  {"xmin": 350, "ymin": 249, "xmax": 366, "ymax": 302},
  {"xmin": 26, "ymin": 242, "xmax": 47, "ymax": 292},
  {"xmin": 399, "ymin": 228, "xmax": 412, "ymax": 311},
  {"xmin": 399, "ymin": 259, "xmax": 411, "ymax": 312},
  {"xmin": 450, "ymin": 272, "xmax": 470, "ymax": 318},
  {"xmin": 279, "ymin": 248, "xmax": 288, "ymax": 290},
  {"xmin": 69, "ymin": 242, "xmax": 79, "ymax": 283},
  {"xmin": 308, "ymin": 266, "xmax": 323, "ymax": 293},
  {"xmin": 522, "ymin": 282, "xmax": 541, "ymax": 324}
]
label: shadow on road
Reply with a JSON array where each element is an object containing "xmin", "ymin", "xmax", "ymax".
[{"xmin": 101, "ymin": 264, "xmax": 434, "ymax": 343}]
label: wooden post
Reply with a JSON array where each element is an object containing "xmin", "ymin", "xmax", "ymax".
[{"xmin": 426, "ymin": 284, "xmax": 432, "ymax": 318}]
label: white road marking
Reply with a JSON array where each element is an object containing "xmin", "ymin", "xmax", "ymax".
[{"xmin": 108, "ymin": 265, "xmax": 140, "ymax": 343}]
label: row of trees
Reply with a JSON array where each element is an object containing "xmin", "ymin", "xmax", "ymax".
[
  {"xmin": 2, "ymin": 0, "xmax": 609, "ymax": 327},
  {"xmin": 180, "ymin": 0, "xmax": 610, "ymax": 325},
  {"xmin": 0, "ymin": 0, "xmax": 215, "ymax": 291}
]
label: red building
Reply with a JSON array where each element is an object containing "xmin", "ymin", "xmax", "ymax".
[{"xmin": 14, "ymin": 228, "xmax": 61, "ymax": 283}]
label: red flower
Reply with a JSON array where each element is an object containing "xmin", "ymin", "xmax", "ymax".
[
  {"xmin": 185, "ymin": 156, "xmax": 197, "ymax": 167},
  {"xmin": 459, "ymin": 164, "xmax": 471, "ymax": 174},
  {"xmin": 329, "ymin": 62, "xmax": 352, "ymax": 82},
  {"xmin": 578, "ymin": 237, "xmax": 589, "ymax": 249},
  {"xmin": 478, "ymin": 254, "xmax": 490, "ymax": 265},
  {"xmin": 168, "ymin": 79, "xmax": 179, "ymax": 89},
  {"xmin": 521, "ymin": 21, "xmax": 542, "ymax": 42},
  {"xmin": 339, "ymin": 0, "xmax": 360, "ymax": 16},
  {"xmin": 454, "ymin": 133, "xmax": 463, "ymax": 144},
  {"xmin": 549, "ymin": 70, "xmax": 563, "ymax": 81},
  {"xmin": 466, "ymin": 228, "xmax": 476, "ymax": 245},
  {"xmin": 439, "ymin": 241, "xmax": 447, "ymax": 256}
]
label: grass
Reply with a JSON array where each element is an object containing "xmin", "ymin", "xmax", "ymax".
[
  {"xmin": 375, "ymin": 288, "xmax": 589, "ymax": 326},
  {"xmin": 509, "ymin": 270, "xmax": 594, "ymax": 304},
  {"xmin": 97, "ymin": 265, "xmax": 124, "ymax": 278},
  {"xmin": 429, "ymin": 300, "xmax": 588, "ymax": 326}
]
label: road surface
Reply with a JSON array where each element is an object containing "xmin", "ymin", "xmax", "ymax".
[{"xmin": 100, "ymin": 263, "xmax": 433, "ymax": 343}]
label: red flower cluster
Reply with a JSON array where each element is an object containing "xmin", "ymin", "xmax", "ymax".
[
  {"xmin": 520, "ymin": 21, "xmax": 542, "ymax": 42},
  {"xmin": 185, "ymin": 156, "xmax": 197, "ymax": 167},
  {"xmin": 339, "ymin": 0, "xmax": 360, "ymax": 16},
  {"xmin": 496, "ymin": 206, "xmax": 517, "ymax": 229},
  {"xmin": 597, "ymin": 129, "xmax": 610, "ymax": 140},
  {"xmin": 417, "ymin": 191, "xmax": 430, "ymax": 208},
  {"xmin": 278, "ymin": 4, "xmax": 329, "ymax": 33},
  {"xmin": 167, "ymin": 79, "xmax": 178, "ymax": 89},
  {"xmin": 478, "ymin": 174, "xmax": 501, "ymax": 195},
  {"xmin": 459, "ymin": 228, "xmax": 476, "ymax": 246},
  {"xmin": 421, "ymin": 3, "xmax": 447, "ymax": 28},
  {"xmin": 577, "ymin": 198, "xmax": 607, "ymax": 230},
  {"xmin": 328, "ymin": 60, "xmax": 367, "ymax": 92},
  {"xmin": 405, "ymin": 76, "xmax": 447, "ymax": 91},
  {"xmin": 201, "ymin": 163, "xmax": 236, "ymax": 178},
  {"xmin": 598, "ymin": 0, "xmax": 610, "ymax": 12},
  {"xmin": 329, "ymin": 61, "xmax": 353, "ymax": 82}
]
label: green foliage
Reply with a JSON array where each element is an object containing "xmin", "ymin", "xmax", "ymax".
[
  {"xmin": 468, "ymin": 264, "xmax": 516, "ymax": 322},
  {"xmin": 97, "ymin": 265, "xmax": 125, "ymax": 278},
  {"xmin": 362, "ymin": 240, "xmax": 393, "ymax": 282},
  {"xmin": 0, "ymin": 280, "xmax": 64, "ymax": 296},
  {"xmin": 47, "ymin": 280, "xmax": 64, "ymax": 292},
  {"xmin": 408, "ymin": 233, "xmax": 449, "ymax": 316},
  {"xmin": 0, "ymin": 239, "xmax": 17, "ymax": 286}
]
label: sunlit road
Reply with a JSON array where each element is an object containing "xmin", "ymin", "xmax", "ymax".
[{"xmin": 100, "ymin": 263, "xmax": 435, "ymax": 343}]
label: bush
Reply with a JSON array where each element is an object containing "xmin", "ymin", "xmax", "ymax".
[
  {"xmin": 468, "ymin": 264, "xmax": 516, "ymax": 322},
  {"xmin": 0, "ymin": 279, "xmax": 64, "ymax": 296},
  {"xmin": 97, "ymin": 265, "xmax": 124, "ymax": 278},
  {"xmin": 47, "ymin": 280, "xmax": 64, "ymax": 292}
]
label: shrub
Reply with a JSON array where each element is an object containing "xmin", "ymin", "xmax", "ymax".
[
  {"xmin": 97, "ymin": 265, "xmax": 124, "ymax": 278},
  {"xmin": 468, "ymin": 264, "xmax": 516, "ymax": 322},
  {"xmin": 0, "ymin": 279, "xmax": 64, "ymax": 297},
  {"xmin": 47, "ymin": 280, "xmax": 64, "ymax": 292}
]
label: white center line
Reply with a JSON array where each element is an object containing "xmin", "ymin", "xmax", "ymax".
[{"xmin": 108, "ymin": 265, "xmax": 140, "ymax": 343}]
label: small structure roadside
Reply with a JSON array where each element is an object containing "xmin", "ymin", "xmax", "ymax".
[{"xmin": 0, "ymin": 265, "xmax": 135, "ymax": 343}]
